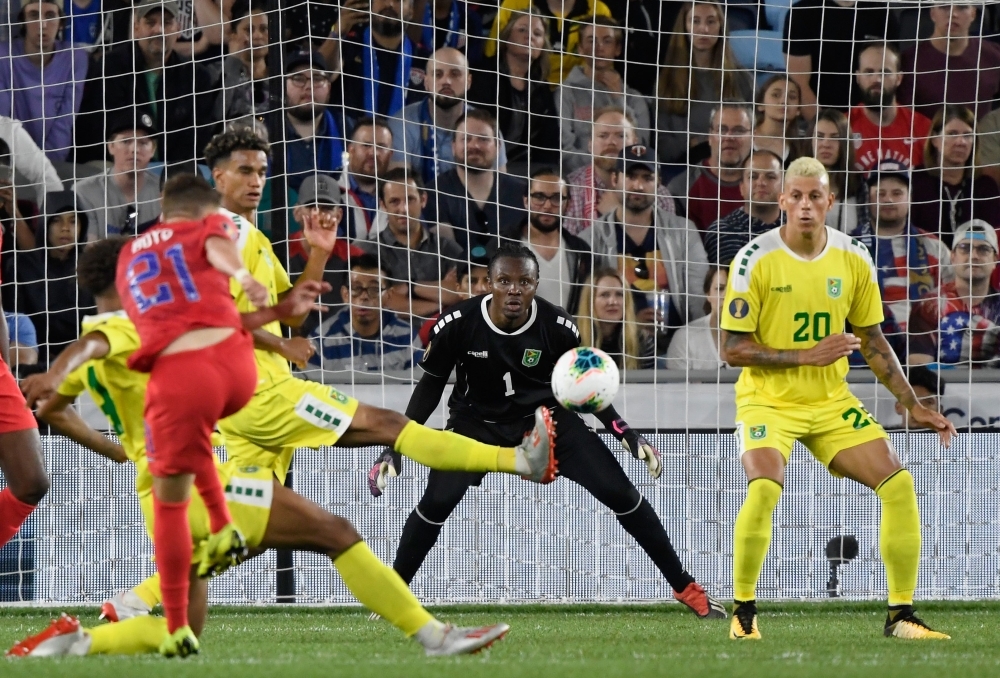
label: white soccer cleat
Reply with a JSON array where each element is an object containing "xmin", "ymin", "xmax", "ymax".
[
  {"xmin": 6, "ymin": 613, "xmax": 91, "ymax": 657},
  {"xmin": 99, "ymin": 588, "xmax": 152, "ymax": 622},
  {"xmin": 424, "ymin": 623, "xmax": 510, "ymax": 656},
  {"xmin": 516, "ymin": 407, "xmax": 557, "ymax": 484}
]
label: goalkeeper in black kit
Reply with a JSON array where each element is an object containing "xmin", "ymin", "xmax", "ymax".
[{"xmin": 370, "ymin": 242, "xmax": 726, "ymax": 618}]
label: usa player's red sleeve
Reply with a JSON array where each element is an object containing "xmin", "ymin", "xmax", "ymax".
[{"xmin": 202, "ymin": 213, "xmax": 239, "ymax": 244}]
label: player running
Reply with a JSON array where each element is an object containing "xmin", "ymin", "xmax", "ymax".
[
  {"xmin": 9, "ymin": 237, "xmax": 512, "ymax": 658},
  {"xmin": 720, "ymin": 157, "xmax": 956, "ymax": 641},
  {"xmin": 370, "ymin": 242, "xmax": 727, "ymax": 619},
  {"xmin": 97, "ymin": 127, "xmax": 559, "ymax": 623}
]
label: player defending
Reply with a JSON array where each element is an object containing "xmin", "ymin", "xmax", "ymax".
[
  {"xmin": 720, "ymin": 157, "xmax": 956, "ymax": 640},
  {"xmin": 9, "ymin": 237, "xmax": 510, "ymax": 658},
  {"xmin": 371, "ymin": 243, "xmax": 726, "ymax": 619}
]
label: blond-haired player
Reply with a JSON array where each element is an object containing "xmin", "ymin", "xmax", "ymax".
[{"xmin": 721, "ymin": 157, "xmax": 956, "ymax": 640}]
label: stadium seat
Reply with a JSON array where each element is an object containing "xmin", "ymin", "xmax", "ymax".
[
  {"xmin": 763, "ymin": 0, "xmax": 794, "ymax": 32},
  {"xmin": 728, "ymin": 29, "xmax": 786, "ymax": 87}
]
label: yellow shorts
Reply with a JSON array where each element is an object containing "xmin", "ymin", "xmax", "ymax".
[
  {"xmin": 139, "ymin": 462, "xmax": 274, "ymax": 554},
  {"xmin": 218, "ymin": 376, "xmax": 359, "ymax": 483},
  {"xmin": 735, "ymin": 395, "xmax": 888, "ymax": 473}
]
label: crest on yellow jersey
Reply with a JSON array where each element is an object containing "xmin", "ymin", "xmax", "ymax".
[{"xmin": 827, "ymin": 278, "xmax": 842, "ymax": 299}]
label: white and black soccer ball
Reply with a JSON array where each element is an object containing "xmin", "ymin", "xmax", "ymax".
[{"xmin": 551, "ymin": 347, "xmax": 620, "ymax": 413}]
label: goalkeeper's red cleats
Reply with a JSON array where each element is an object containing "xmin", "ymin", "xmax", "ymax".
[{"xmin": 6, "ymin": 613, "xmax": 89, "ymax": 657}]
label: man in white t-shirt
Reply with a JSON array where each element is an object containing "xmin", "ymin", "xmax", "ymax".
[{"xmin": 518, "ymin": 167, "xmax": 592, "ymax": 313}]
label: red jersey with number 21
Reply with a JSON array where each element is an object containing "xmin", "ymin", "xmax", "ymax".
[{"xmin": 116, "ymin": 214, "xmax": 244, "ymax": 373}]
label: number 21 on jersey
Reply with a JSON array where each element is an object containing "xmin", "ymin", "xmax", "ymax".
[{"xmin": 127, "ymin": 244, "xmax": 201, "ymax": 313}]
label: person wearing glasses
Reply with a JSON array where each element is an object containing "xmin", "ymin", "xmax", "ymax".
[
  {"xmin": 667, "ymin": 100, "xmax": 752, "ymax": 233},
  {"xmin": 518, "ymin": 167, "xmax": 591, "ymax": 312},
  {"xmin": 305, "ymin": 252, "xmax": 422, "ymax": 376},
  {"xmin": 908, "ymin": 220, "xmax": 1000, "ymax": 368},
  {"xmin": 74, "ymin": 111, "xmax": 161, "ymax": 241},
  {"xmin": 265, "ymin": 50, "xmax": 346, "ymax": 195}
]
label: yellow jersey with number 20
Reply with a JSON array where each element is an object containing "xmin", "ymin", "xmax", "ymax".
[{"xmin": 721, "ymin": 226, "xmax": 884, "ymax": 407}]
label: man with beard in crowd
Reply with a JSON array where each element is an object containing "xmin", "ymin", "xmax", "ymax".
[
  {"xmin": 337, "ymin": 0, "xmax": 428, "ymax": 123},
  {"xmin": 341, "ymin": 116, "xmax": 394, "ymax": 241},
  {"xmin": 266, "ymin": 51, "xmax": 346, "ymax": 196},
  {"xmin": 849, "ymin": 43, "xmax": 931, "ymax": 173},
  {"xmin": 518, "ymin": 168, "xmax": 591, "ymax": 312},
  {"xmin": 388, "ymin": 47, "xmax": 507, "ymax": 186}
]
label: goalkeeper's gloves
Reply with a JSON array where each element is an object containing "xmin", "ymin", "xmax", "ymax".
[
  {"xmin": 367, "ymin": 448, "xmax": 402, "ymax": 497},
  {"xmin": 610, "ymin": 417, "xmax": 662, "ymax": 479}
]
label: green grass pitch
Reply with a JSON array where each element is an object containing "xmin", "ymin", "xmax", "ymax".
[{"xmin": 0, "ymin": 602, "xmax": 997, "ymax": 677}]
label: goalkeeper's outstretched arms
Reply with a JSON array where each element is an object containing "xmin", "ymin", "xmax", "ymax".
[
  {"xmin": 594, "ymin": 404, "xmax": 662, "ymax": 479},
  {"xmin": 19, "ymin": 332, "xmax": 127, "ymax": 464},
  {"xmin": 853, "ymin": 323, "xmax": 956, "ymax": 446},
  {"xmin": 368, "ymin": 370, "xmax": 450, "ymax": 496}
]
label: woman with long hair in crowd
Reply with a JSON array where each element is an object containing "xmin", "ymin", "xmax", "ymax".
[
  {"xmin": 468, "ymin": 8, "xmax": 559, "ymax": 174},
  {"xmin": 655, "ymin": 0, "xmax": 752, "ymax": 166},
  {"xmin": 812, "ymin": 108, "xmax": 870, "ymax": 234},
  {"xmin": 753, "ymin": 74, "xmax": 807, "ymax": 163},
  {"xmin": 664, "ymin": 265, "xmax": 728, "ymax": 371},
  {"xmin": 575, "ymin": 268, "xmax": 653, "ymax": 371},
  {"xmin": 910, "ymin": 105, "xmax": 1000, "ymax": 247}
]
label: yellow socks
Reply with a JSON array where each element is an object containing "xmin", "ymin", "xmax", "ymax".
[
  {"xmin": 334, "ymin": 541, "xmax": 435, "ymax": 636},
  {"xmin": 87, "ymin": 616, "xmax": 168, "ymax": 655},
  {"xmin": 394, "ymin": 421, "xmax": 516, "ymax": 474},
  {"xmin": 133, "ymin": 573, "xmax": 162, "ymax": 609},
  {"xmin": 876, "ymin": 469, "xmax": 920, "ymax": 606},
  {"xmin": 733, "ymin": 478, "xmax": 782, "ymax": 601}
]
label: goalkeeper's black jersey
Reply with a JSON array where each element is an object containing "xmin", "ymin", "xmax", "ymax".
[{"xmin": 419, "ymin": 294, "xmax": 581, "ymax": 423}]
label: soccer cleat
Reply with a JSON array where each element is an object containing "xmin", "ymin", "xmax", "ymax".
[
  {"xmin": 196, "ymin": 522, "xmax": 248, "ymax": 578},
  {"xmin": 729, "ymin": 600, "xmax": 761, "ymax": 640},
  {"xmin": 159, "ymin": 625, "xmax": 200, "ymax": 657},
  {"xmin": 424, "ymin": 623, "xmax": 510, "ymax": 656},
  {"xmin": 674, "ymin": 582, "xmax": 727, "ymax": 619},
  {"xmin": 99, "ymin": 588, "xmax": 152, "ymax": 622},
  {"xmin": 516, "ymin": 406, "xmax": 557, "ymax": 484},
  {"xmin": 6, "ymin": 613, "xmax": 90, "ymax": 657},
  {"xmin": 884, "ymin": 606, "xmax": 950, "ymax": 640}
]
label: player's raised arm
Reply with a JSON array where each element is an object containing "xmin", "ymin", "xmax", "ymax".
[
  {"xmin": 854, "ymin": 323, "xmax": 956, "ymax": 446},
  {"xmin": 20, "ymin": 332, "xmax": 112, "ymax": 410},
  {"xmin": 721, "ymin": 330, "xmax": 860, "ymax": 368}
]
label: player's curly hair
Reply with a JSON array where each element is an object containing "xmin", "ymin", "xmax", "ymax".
[
  {"xmin": 203, "ymin": 126, "xmax": 271, "ymax": 169},
  {"xmin": 487, "ymin": 241, "xmax": 539, "ymax": 279},
  {"xmin": 78, "ymin": 236, "xmax": 130, "ymax": 297}
]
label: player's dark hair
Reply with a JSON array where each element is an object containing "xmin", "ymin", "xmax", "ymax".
[
  {"xmin": 378, "ymin": 166, "xmax": 424, "ymax": 201},
  {"xmin": 908, "ymin": 365, "xmax": 945, "ymax": 398},
  {"xmin": 161, "ymin": 174, "xmax": 221, "ymax": 218},
  {"xmin": 78, "ymin": 236, "xmax": 130, "ymax": 297},
  {"xmin": 204, "ymin": 127, "xmax": 271, "ymax": 168},
  {"xmin": 487, "ymin": 241, "xmax": 539, "ymax": 279}
]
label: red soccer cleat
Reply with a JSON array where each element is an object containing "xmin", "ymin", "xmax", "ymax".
[
  {"xmin": 6, "ymin": 613, "xmax": 89, "ymax": 657},
  {"xmin": 674, "ymin": 582, "xmax": 728, "ymax": 619},
  {"xmin": 517, "ymin": 406, "xmax": 558, "ymax": 484}
]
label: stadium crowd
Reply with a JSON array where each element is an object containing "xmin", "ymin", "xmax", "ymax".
[{"xmin": 0, "ymin": 0, "xmax": 998, "ymax": 378}]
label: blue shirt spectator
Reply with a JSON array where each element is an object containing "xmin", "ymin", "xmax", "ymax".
[
  {"xmin": 0, "ymin": 0, "xmax": 89, "ymax": 161},
  {"xmin": 4, "ymin": 310, "xmax": 37, "ymax": 366},
  {"xmin": 303, "ymin": 254, "xmax": 421, "ymax": 377},
  {"xmin": 64, "ymin": 0, "xmax": 102, "ymax": 47}
]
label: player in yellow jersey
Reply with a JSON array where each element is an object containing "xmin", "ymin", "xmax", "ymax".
[
  {"xmin": 98, "ymin": 128, "xmax": 559, "ymax": 619},
  {"xmin": 720, "ymin": 157, "xmax": 956, "ymax": 641},
  {"xmin": 9, "ymin": 237, "xmax": 557, "ymax": 658}
]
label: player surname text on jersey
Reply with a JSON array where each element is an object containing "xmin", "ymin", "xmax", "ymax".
[{"xmin": 131, "ymin": 228, "xmax": 175, "ymax": 253}]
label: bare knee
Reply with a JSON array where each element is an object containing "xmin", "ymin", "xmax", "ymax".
[
  {"xmin": 322, "ymin": 513, "xmax": 362, "ymax": 558},
  {"xmin": 10, "ymin": 470, "xmax": 48, "ymax": 505},
  {"xmin": 348, "ymin": 404, "xmax": 409, "ymax": 446}
]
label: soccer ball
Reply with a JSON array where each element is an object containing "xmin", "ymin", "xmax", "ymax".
[{"xmin": 551, "ymin": 347, "xmax": 620, "ymax": 413}]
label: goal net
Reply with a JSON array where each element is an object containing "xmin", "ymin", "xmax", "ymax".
[{"xmin": 0, "ymin": 0, "xmax": 999, "ymax": 605}]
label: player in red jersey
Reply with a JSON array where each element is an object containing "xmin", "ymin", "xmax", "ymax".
[
  {"xmin": 0, "ymin": 298, "xmax": 47, "ymax": 553},
  {"xmin": 116, "ymin": 174, "xmax": 327, "ymax": 657}
]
